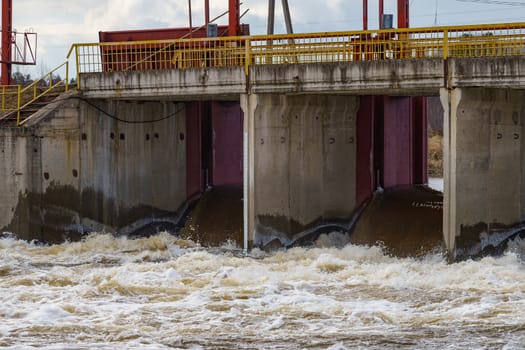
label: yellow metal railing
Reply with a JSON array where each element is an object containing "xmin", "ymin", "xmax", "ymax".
[
  {"xmin": 68, "ymin": 22, "xmax": 525, "ymax": 86},
  {"xmin": 0, "ymin": 85, "xmax": 20, "ymax": 112},
  {"xmin": 2, "ymin": 22, "xmax": 525, "ymax": 126},
  {"xmin": 0, "ymin": 62, "xmax": 68, "ymax": 125}
]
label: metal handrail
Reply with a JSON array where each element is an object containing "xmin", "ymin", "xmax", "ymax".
[
  {"xmin": 2, "ymin": 22, "xmax": 525, "ymax": 126},
  {"xmin": 0, "ymin": 62, "xmax": 68, "ymax": 125},
  {"xmin": 68, "ymin": 21, "xmax": 525, "ymax": 88},
  {"xmin": 17, "ymin": 61, "xmax": 69, "ymax": 125}
]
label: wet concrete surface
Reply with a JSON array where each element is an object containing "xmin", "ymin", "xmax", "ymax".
[{"xmin": 350, "ymin": 186, "xmax": 444, "ymax": 257}]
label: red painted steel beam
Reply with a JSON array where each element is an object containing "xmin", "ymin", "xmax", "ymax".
[
  {"xmin": 363, "ymin": 0, "xmax": 368, "ymax": 30},
  {"xmin": 397, "ymin": 0, "xmax": 409, "ymax": 28},
  {"xmin": 228, "ymin": 0, "xmax": 240, "ymax": 36},
  {"xmin": 2, "ymin": 0, "xmax": 12, "ymax": 85}
]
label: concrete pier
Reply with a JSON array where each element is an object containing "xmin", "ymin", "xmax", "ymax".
[
  {"xmin": 441, "ymin": 87, "xmax": 525, "ymax": 259},
  {"xmin": 242, "ymin": 94, "xmax": 358, "ymax": 247}
]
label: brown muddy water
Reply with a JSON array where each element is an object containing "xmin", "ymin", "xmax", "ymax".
[{"xmin": 1, "ymin": 230, "xmax": 525, "ymax": 349}]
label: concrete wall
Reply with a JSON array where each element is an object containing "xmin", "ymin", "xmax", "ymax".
[
  {"xmin": 0, "ymin": 97, "xmax": 187, "ymax": 242},
  {"xmin": 442, "ymin": 87, "xmax": 525, "ymax": 258},
  {"xmin": 247, "ymin": 94, "xmax": 358, "ymax": 246},
  {"xmin": 79, "ymin": 99, "xmax": 186, "ymax": 231},
  {"xmin": 0, "ymin": 129, "xmax": 32, "ymax": 236}
]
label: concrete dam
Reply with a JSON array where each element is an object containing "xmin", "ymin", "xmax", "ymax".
[{"xmin": 2, "ymin": 23, "xmax": 525, "ymax": 261}]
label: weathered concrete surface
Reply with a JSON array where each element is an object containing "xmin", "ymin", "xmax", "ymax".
[
  {"xmin": 79, "ymin": 57, "xmax": 525, "ymax": 100},
  {"xmin": 0, "ymin": 97, "xmax": 187, "ymax": 242},
  {"xmin": 442, "ymin": 87, "xmax": 525, "ymax": 259},
  {"xmin": 81, "ymin": 67, "xmax": 247, "ymax": 100},
  {"xmin": 0, "ymin": 129, "xmax": 31, "ymax": 235},
  {"xmin": 250, "ymin": 59, "xmax": 444, "ymax": 95},
  {"xmin": 448, "ymin": 57, "xmax": 525, "ymax": 89},
  {"xmin": 248, "ymin": 94, "xmax": 358, "ymax": 247}
]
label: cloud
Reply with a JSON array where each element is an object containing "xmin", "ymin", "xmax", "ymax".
[{"xmin": 7, "ymin": 0, "xmax": 525, "ymax": 78}]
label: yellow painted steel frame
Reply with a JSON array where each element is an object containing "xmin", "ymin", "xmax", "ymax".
[
  {"xmin": 67, "ymin": 22, "xmax": 525, "ymax": 88},
  {"xmin": 0, "ymin": 62, "xmax": 69, "ymax": 126}
]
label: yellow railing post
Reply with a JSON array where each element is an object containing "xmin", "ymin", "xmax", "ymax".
[
  {"xmin": 65, "ymin": 61, "xmax": 69, "ymax": 92},
  {"xmin": 443, "ymin": 29, "xmax": 448, "ymax": 59},
  {"xmin": 16, "ymin": 85, "xmax": 21, "ymax": 126},
  {"xmin": 75, "ymin": 45, "xmax": 80, "ymax": 90},
  {"xmin": 245, "ymin": 38, "xmax": 251, "ymax": 76}
]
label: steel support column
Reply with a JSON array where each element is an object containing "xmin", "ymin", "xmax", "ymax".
[
  {"xmin": 363, "ymin": 0, "xmax": 368, "ymax": 30},
  {"xmin": 267, "ymin": 0, "xmax": 275, "ymax": 34},
  {"xmin": 188, "ymin": 0, "xmax": 193, "ymax": 37},
  {"xmin": 204, "ymin": 0, "xmax": 210, "ymax": 25},
  {"xmin": 397, "ymin": 0, "xmax": 409, "ymax": 28},
  {"xmin": 228, "ymin": 0, "xmax": 240, "ymax": 36},
  {"xmin": 281, "ymin": 0, "xmax": 294, "ymax": 34},
  {"xmin": 1, "ymin": 0, "xmax": 12, "ymax": 85},
  {"xmin": 379, "ymin": 0, "xmax": 384, "ymax": 28}
]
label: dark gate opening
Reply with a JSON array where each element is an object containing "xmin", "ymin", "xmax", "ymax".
[
  {"xmin": 184, "ymin": 100, "xmax": 244, "ymax": 246},
  {"xmin": 352, "ymin": 95, "xmax": 443, "ymax": 257}
]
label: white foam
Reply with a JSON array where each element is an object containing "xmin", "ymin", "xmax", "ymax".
[
  {"xmin": 1, "ymin": 233, "xmax": 525, "ymax": 348},
  {"xmin": 27, "ymin": 304, "xmax": 72, "ymax": 324}
]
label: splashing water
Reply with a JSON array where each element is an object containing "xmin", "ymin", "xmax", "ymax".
[{"xmin": 1, "ymin": 231, "xmax": 524, "ymax": 349}]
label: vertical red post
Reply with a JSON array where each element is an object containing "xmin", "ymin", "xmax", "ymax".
[
  {"xmin": 228, "ymin": 0, "xmax": 240, "ymax": 36},
  {"xmin": 1, "ymin": 0, "xmax": 12, "ymax": 85},
  {"xmin": 379, "ymin": 0, "xmax": 384, "ymax": 28},
  {"xmin": 204, "ymin": 0, "xmax": 210, "ymax": 25},
  {"xmin": 397, "ymin": 0, "xmax": 409, "ymax": 28},
  {"xmin": 363, "ymin": 0, "xmax": 368, "ymax": 30}
]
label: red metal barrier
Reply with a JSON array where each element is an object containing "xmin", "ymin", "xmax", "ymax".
[
  {"xmin": 357, "ymin": 95, "xmax": 428, "ymax": 200},
  {"xmin": 211, "ymin": 101, "xmax": 243, "ymax": 186}
]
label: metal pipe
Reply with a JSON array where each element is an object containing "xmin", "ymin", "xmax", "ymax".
[
  {"xmin": 2, "ymin": 0, "xmax": 12, "ymax": 85},
  {"xmin": 363, "ymin": 0, "xmax": 368, "ymax": 30},
  {"xmin": 281, "ymin": 0, "xmax": 294, "ymax": 34},
  {"xmin": 267, "ymin": 0, "xmax": 275, "ymax": 35},
  {"xmin": 188, "ymin": 0, "xmax": 193, "ymax": 38}
]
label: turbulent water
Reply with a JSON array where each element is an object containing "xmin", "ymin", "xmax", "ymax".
[{"xmin": 1, "ymin": 232, "xmax": 525, "ymax": 349}]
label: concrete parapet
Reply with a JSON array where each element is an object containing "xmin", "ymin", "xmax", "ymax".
[
  {"xmin": 249, "ymin": 59, "xmax": 444, "ymax": 96},
  {"xmin": 79, "ymin": 56, "xmax": 525, "ymax": 99},
  {"xmin": 447, "ymin": 56, "xmax": 525, "ymax": 89},
  {"xmin": 81, "ymin": 67, "xmax": 246, "ymax": 100}
]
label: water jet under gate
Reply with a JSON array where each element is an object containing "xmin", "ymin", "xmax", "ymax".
[{"xmin": 180, "ymin": 94, "xmax": 450, "ymax": 257}]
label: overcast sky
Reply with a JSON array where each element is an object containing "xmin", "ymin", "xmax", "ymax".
[{"xmin": 9, "ymin": 0, "xmax": 525, "ymax": 77}]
